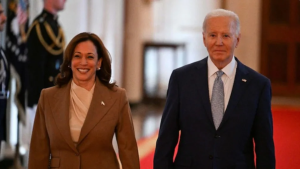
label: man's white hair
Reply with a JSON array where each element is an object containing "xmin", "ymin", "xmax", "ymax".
[{"xmin": 202, "ymin": 9, "xmax": 240, "ymax": 36}]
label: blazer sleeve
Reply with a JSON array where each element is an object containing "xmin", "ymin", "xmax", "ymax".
[
  {"xmin": 253, "ymin": 79, "xmax": 276, "ymax": 168},
  {"xmin": 116, "ymin": 89, "xmax": 140, "ymax": 169},
  {"xmin": 154, "ymin": 70, "xmax": 180, "ymax": 169},
  {"xmin": 28, "ymin": 89, "xmax": 51, "ymax": 168}
]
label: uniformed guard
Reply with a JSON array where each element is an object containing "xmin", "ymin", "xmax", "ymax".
[
  {"xmin": 0, "ymin": 1, "xmax": 8, "ymax": 146},
  {"xmin": 6, "ymin": 0, "xmax": 29, "ymax": 120},
  {"xmin": 27, "ymin": 0, "xmax": 66, "ymax": 108}
]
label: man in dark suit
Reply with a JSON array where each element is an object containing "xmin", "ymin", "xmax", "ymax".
[
  {"xmin": 154, "ymin": 9, "xmax": 275, "ymax": 169},
  {"xmin": 0, "ymin": 1, "xmax": 8, "ymax": 146},
  {"xmin": 27, "ymin": 0, "xmax": 66, "ymax": 109}
]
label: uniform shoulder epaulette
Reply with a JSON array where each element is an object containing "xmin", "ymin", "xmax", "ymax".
[
  {"xmin": 27, "ymin": 13, "xmax": 44, "ymax": 37},
  {"xmin": 26, "ymin": 14, "xmax": 65, "ymax": 55}
]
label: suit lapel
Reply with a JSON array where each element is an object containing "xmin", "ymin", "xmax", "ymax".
[
  {"xmin": 219, "ymin": 58, "xmax": 250, "ymax": 128},
  {"xmin": 192, "ymin": 58, "xmax": 215, "ymax": 126},
  {"xmin": 77, "ymin": 78, "xmax": 116, "ymax": 145},
  {"xmin": 50, "ymin": 81, "xmax": 78, "ymax": 153}
]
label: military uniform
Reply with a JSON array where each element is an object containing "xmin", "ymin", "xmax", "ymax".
[
  {"xmin": 6, "ymin": 4, "xmax": 29, "ymax": 114},
  {"xmin": 27, "ymin": 9, "xmax": 65, "ymax": 107},
  {"xmin": 0, "ymin": 48, "xmax": 10, "ymax": 141}
]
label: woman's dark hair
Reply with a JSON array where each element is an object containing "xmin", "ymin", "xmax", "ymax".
[{"xmin": 55, "ymin": 32, "xmax": 116, "ymax": 89}]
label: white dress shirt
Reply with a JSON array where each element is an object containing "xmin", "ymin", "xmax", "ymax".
[{"xmin": 208, "ymin": 56, "xmax": 237, "ymax": 111}]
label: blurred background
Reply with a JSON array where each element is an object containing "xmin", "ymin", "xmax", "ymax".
[{"xmin": 0, "ymin": 0, "xmax": 299, "ymax": 168}]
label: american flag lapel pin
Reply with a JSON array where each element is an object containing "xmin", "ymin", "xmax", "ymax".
[
  {"xmin": 242, "ymin": 79, "xmax": 247, "ymax": 82},
  {"xmin": 101, "ymin": 101, "xmax": 105, "ymax": 106}
]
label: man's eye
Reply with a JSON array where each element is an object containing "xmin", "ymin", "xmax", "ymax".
[
  {"xmin": 210, "ymin": 34, "xmax": 216, "ymax": 37},
  {"xmin": 224, "ymin": 34, "xmax": 230, "ymax": 38}
]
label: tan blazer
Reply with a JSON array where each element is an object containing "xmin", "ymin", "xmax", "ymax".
[{"xmin": 29, "ymin": 78, "xmax": 140, "ymax": 169}]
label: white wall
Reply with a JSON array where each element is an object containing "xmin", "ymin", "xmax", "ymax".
[
  {"xmin": 123, "ymin": 0, "xmax": 221, "ymax": 102},
  {"xmin": 151, "ymin": 0, "xmax": 262, "ymax": 72},
  {"xmin": 152, "ymin": 0, "xmax": 221, "ymax": 63}
]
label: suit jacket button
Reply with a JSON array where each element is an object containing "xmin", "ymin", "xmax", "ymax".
[{"xmin": 209, "ymin": 155, "xmax": 213, "ymax": 159}]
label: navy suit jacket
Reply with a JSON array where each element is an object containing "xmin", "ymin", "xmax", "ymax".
[{"xmin": 154, "ymin": 57, "xmax": 275, "ymax": 169}]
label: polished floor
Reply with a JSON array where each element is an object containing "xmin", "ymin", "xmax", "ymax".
[{"xmin": 131, "ymin": 104, "xmax": 164, "ymax": 141}]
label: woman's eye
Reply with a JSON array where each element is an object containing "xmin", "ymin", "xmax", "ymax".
[
  {"xmin": 73, "ymin": 55, "xmax": 80, "ymax": 58},
  {"xmin": 88, "ymin": 56, "xmax": 94, "ymax": 59}
]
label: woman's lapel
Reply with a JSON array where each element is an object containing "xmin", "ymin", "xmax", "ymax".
[
  {"xmin": 50, "ymin": 81, "xmax": 79, "ymax": 153},
  {"xmin": 77, "ymin": 78, "xmax": 117, "ymax": 145}
]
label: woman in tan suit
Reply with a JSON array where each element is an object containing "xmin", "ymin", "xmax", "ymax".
[{"xmin": 28, "ymin": 32, "xmax": 140, "ymax": 169}]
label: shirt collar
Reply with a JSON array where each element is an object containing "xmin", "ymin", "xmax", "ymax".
[
  {"xmin": 208, "ymin": 56, "xmax": 236, "ymax": 79},
  {"xmin": 42, "ymin": 9, "xmax": 58, "ymax": 21}
]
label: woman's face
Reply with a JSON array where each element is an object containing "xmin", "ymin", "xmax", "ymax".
[{"xmin": 71, "ymin": 40, "xmax": 102, "ymax": 87}]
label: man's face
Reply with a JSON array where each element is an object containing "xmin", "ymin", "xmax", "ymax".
[
  {"xmin": 53, "ymin": 0, "xmax": 66, "ymax": 12},
  {"xmin": 0, "ymin": 4, "xmax": 7, "ymax": 31},
  {"xmin": 203, "ymin": 16, "xmax": 240, "ymax": 69}
]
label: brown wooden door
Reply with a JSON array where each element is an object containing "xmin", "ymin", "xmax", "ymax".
[{"xmin": 261, "ymin": 0, "xmax": 300, "ymax": 96}]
